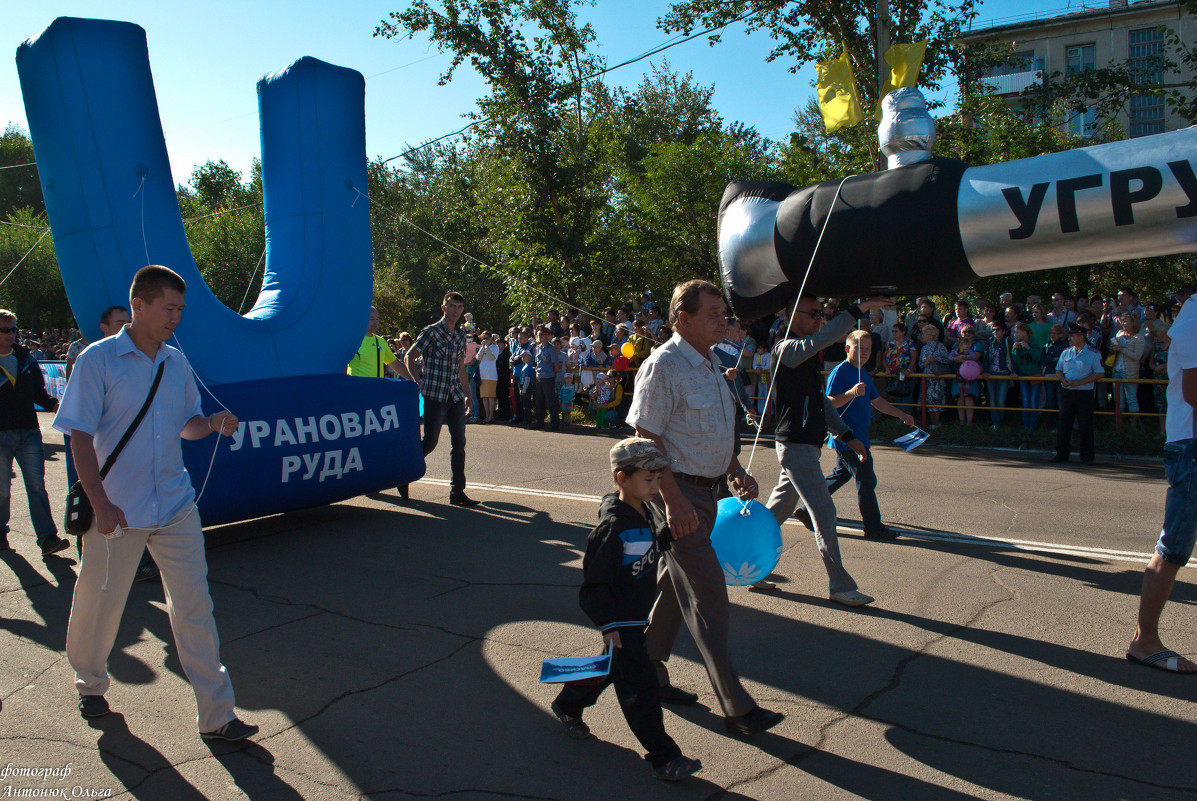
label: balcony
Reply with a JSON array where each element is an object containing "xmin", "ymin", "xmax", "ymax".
[{"xmin": 980, "ymin": 69, "xmax": 1044, "ymax": 95}]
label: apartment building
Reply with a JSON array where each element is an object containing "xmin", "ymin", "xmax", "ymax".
[{"xmin": 960, "ymin": 0, "xmax": 1195, "ymax": 137}]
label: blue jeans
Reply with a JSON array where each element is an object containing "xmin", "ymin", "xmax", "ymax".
[
  {"xmin": 1019, "ymin": 380, "xmax": 1043, "ymax": 428},
  {"xmin": 422, "ymin": 398, "xmax": 467, "ymax": 493},
  {"xmin": 825, "ymin": 447, "xmax": 884, "ymax": 534},
  {"xmin": 0, "ymin": 428, "xmax": 58, "ymax": 543},
  {"xmin": 1113, "ymin": 368, "xmax": 1138, "ymax": 413},
  {"xmin": 1156, "ymin": 439, "xmax": 1197, "ymax": 567},
  {"xmin": 986, "ymin": 378, "xmax": 1010, "ymax": 426}
]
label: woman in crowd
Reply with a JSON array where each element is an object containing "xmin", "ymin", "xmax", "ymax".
[
  {"xmin": 884, "ymin": 321, "xmax": 919, "ymax": 407},
  {"xmin": 981, "ymin": 320, "xmax": 1013, "ymax": 429},
  {"xmin": 1027, "ymin": 303, "xmax": 1052, "ymax": 352},
  {"xmin": 1010, "ymin": 322, "xmax": 1043, "ymax": 429},
  {"xmin": 950, "ymin": 325, "xmax": 983, "ymax": 426},
  {"xmin": 918, "ymin": 324, "xmax": 952, "ymax": 428}
]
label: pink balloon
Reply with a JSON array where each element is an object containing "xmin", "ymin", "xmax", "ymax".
[{"xmin": 959, "ymin": 359, "xmax": 981, "ymax": 381}]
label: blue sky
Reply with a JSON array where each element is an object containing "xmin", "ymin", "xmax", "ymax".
[{"xmin": 3, "ymin": 0, "xmax": 1050, "ymax": 188}]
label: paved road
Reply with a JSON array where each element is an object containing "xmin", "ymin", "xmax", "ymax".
[{"xmin": 1, "ymin": 414, "xmax": 1192, "ymax": 800}]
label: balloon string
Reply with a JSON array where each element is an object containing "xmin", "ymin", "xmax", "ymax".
[
  {"xmin": 738, "ymin": 175, "xmax": 855, "ymax": 511},
  {"xmin": 134, "ymin": 174, "xmax": 150, "ymax": 269},
  {"xmin": 237, "ymin": 245, "xmax": 268, "ymax": 314},
  {"xmin": 0, "ymin": 228, "xmax": 51, "ymax": 290}
]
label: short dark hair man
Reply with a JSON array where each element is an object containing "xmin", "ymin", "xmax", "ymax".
[
  {"xmin": 402, "ymin": 291, "xmax": 479, "ymax": 507},
  {"xmin": 0, "ymin": 308, "xmax": 68, "ymax": 555},
  {"xmin": 349, "ymin": 306, "xmax": 401, "ymax": 378},
  {"xmin": 53, "ymin": 265, "xmax": 256, "ymax": 738},
  {"xmin": 762, "ymin": 296, "xmax": 892, "ymax": 606},
  {"xmin": 1052, "ymin": 323, "xmax": 1103, "ymax": 464}
]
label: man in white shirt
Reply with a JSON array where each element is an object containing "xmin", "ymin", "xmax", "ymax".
[
  {"xmin": 1126, "ymin": 296, "xmax": 1197, "ymax": 673},
  {"xmin": 1053, "ymin": 324, "xmax": 1104, "ymax": 465},
  {"xmin": 628, "ymin": 279, "xmax": 783, "ymax": 736},
  {"xmin": 54, "ymin": 265, "xmax": 257, "ymax": 739}
]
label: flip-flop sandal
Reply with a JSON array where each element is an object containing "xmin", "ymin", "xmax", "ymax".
[
  {"xmin": 653, "ymin": 756, "xmax": 702, "ymax": 781},
  {"xmin": 1126, "ymin": 650, "xmax": 1196, "ymax": 674}
]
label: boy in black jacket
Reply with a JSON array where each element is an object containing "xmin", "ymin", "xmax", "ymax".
[{"xmin": 550, "ymin": 437, "xmax": 702, "ymax": 782}]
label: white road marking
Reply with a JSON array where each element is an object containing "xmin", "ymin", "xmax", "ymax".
[{"xmin": 414, "ymin": 479, "xmax": 1182, "ymax": 567}]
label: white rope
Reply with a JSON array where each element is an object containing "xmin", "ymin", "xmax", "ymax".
[
  {"xmin": 133, "ymin": 174, "xmax": 150, "ymax": 268},
  {"xmin": 237, "ymin": 246, "xmax": 267, "ymax": 314},
  {"xmin": 740, "ymin": 175, "xmax": 855, "ymax": 492},
  {"xmin": 0, "ymin": 228, "xmax": 51, "ymax": 290}
]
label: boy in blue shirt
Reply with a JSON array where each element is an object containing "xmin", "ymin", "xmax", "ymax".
[
  {"xmin": 550, "ymin": 438, "xmax": 702, "ymax": 782},
  {"xmin": 798, "ymin": 330, "xmax": 914, "ymax": 540}
]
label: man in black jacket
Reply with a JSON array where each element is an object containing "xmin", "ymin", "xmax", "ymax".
[
  {"xmin": 762, "ymin": 296, "xmax": 892, "ymax": 607},
  {"xmin": 0, "ymin": 309, "xmax": 69, "ymax": 555}
]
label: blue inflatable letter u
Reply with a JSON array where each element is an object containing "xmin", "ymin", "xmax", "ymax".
[{"xmin": 17, "ymin": 17, "xmax": 424, "ymax": 524}]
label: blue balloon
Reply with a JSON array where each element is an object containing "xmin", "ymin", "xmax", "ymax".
[{"xmin": 710, "ymin": 497, "xmax": 783, "ymax": 586}]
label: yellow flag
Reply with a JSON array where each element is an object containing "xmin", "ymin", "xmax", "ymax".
[
  {"xmin": 879, "ymin": 41, "xmax": 928, "ymax": 102},
  {"xmin": 816, "ymin": 51, "xmax": 864, "ymax": 134}
]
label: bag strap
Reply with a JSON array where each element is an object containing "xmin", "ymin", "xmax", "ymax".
[{"xmin": 98, "ymin": 361, "xmax": 166, "ymax": 480}]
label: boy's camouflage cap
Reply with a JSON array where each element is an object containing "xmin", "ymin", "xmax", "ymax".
[{"xmin": 610, "ymin": 437, "xmax": 670, "ymax": 473}]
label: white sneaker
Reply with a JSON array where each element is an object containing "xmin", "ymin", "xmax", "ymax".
[{"xmin": 830, "ymin": 589, "xmax": 874, "ymax": 607}]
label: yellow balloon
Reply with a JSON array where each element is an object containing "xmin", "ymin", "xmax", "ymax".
[{"xmin": 621, "ymin": 342, "xmax": 635, "ymax": 359}]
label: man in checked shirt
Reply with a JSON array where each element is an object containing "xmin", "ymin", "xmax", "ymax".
[{"xmin": 401, "ymin": 291, "xmax": 480, "ymax": 507}]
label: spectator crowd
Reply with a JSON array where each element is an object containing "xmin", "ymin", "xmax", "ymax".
[{"xmin": 376, "ymin": 284, "xmax": 1190, "ymax": 441}]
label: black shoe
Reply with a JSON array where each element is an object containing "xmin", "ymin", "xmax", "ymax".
[
  {"xmin": 863, "ymin": 527, "xmax": 900, "ymax": 541},
  {"xmin": 548, "ymin": 425, "xmax": 560, "ymax": 431},
  {"xmin": 530, "ymin": 424, "xmax": 545, "ymax": 430},
  {"xmin": 725, "ymin": 705, "xmax": 784, "ymax": 736},
  {"xmin": 1081, "ymin": 458, "xmax": 1095, "ymax": 465},
  {"xmin": 550, "ymin": 701, "xmax": 591, "ymax": 740},
  {"xmin": 792, "ymin": 507, "xmax": 814, "ymax": 531},
  {"xmin": 41, "ymin": 536, "xmax": 71, "ymax": 557},
  {"xmin": 79, "ymin": 694, "xmax": 109, "ymax": 718},
  {"xmin": 200, "ymin": 717, "xmax": 259, "ymax": 742},
  {"xmin": 0, "ymin": 532, "xmax": 10, "ymax": 551},
  {"xmin": 135, "ymin": 560, "xmax": 160, "ymax": 582},
  {"xmin": 1050, "ymin": 455, "xmax": 1068, "ymax": 463},
  {"xmin": 397, "ymin": 483, "xmax": 410, "ymax": 501},
  {"xmin": 658, "ymin": 684, "xmax": 698, "ymax": 706},
  {"xmin": 449, "ymin": 492, "xmax": 481, "ymax": 507}
]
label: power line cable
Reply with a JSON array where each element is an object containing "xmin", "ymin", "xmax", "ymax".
[{"xmin": 379, "ymin": 7, "xmax": 759, "ymax": 165}]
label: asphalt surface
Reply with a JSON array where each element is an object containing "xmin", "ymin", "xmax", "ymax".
[{"xmin": 1, "ymin": 413, "xmax": 1193, "ymax": 800}]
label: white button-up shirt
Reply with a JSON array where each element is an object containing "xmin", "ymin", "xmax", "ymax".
[
  {"xmin": 627, "ymin": 332, "xmax": 736, "ymax": 478},
  {"xmin": 54, "ymin": 327, "xmax": 203, "ymax": 528}
]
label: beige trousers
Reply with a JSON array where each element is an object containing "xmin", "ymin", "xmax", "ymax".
[{"xmin": 66, "ymin": 505, "xmax": 237, "ymax": 732}]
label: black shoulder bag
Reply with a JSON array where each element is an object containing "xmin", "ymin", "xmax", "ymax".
[{"xmin": 64, "ymin": 362, "xmax": 166, "ymax": 535}]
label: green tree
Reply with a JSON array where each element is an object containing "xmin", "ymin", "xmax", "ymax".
[
  {"xmin": 0, "ymin": 207, "xmax": 69, "ymax": 329},
  {"xmin": 376, "ymin": 0, "xmax": 609, "ymax": 316},
  {"xmin": 0, "ymin": 125, "xmax": 44, "ymax": 218},
  {"xmin": 659, "ymin": 0, "xmax": 982, "ymax": 168},
  {"xmin": 178, "ymin": 160, "xmax": 265, "ymax": 312}
]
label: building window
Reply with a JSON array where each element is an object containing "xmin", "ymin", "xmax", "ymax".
[
  {"xmin": 1065, "ymin": 44, "xmax": 1097, "ymax": 137},
  {"xmin": 1129, "ymin": 27, "xmax": 1165, "ymax": 137},
  {"xmin": 1065, "ymin": 44, "xmax": 1095, "ymax": 75}
]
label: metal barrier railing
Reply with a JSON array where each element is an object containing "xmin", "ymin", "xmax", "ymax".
[{"xmin": 535, "ymin": 365, "xmax": 1167, "ymax": 432}]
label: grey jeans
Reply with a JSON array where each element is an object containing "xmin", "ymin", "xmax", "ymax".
[
  {"xmin": 645, "ymin": 478, "xmax": 756, "ymax": 718},
  {"xmin": 764, "ymin": 440, "xmax": 858, "ymax": 594}
]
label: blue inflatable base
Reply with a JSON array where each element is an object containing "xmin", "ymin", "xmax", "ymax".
[{"xmin": 183, "ymin": 374, "xmax": 425, "ymax": 526}]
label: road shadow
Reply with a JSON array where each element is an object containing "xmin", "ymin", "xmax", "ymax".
[{"xmin": 8, "ymin": 492, "xmax": 1194, "ymax": 799}]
